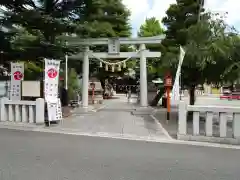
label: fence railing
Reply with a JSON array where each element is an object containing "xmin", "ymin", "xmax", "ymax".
[
  {"xmin": 0, "ymin": 97, "xmax": 45, "ymax": 124},
  {"xmin": 178, "ymin": 101, "xmax": 240, "ymax": 144}
]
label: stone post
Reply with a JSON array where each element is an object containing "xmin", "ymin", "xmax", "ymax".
[
  {"xmin": 82, "ymin": 46, "xmax": 89, "ymax": 108},
  {"xmin": 178, "ymin": 101, "xmax": 187, "ymax": 135},
  {"xmin": 36, "ymin": 98, "xmax": 45, "ymax": 124},
  {"xmin": 139, "ymin": 44, "xmax": 148, "ymax": 107}
]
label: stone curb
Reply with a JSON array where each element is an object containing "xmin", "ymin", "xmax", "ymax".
[{"xmin": 1, "ymin": 121, "xmax": 240, "ymax": 150}]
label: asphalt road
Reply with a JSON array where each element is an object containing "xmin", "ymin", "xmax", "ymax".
[{"xmin": 0, "ymin": 129, "xmax": 240, "ymax": 180}]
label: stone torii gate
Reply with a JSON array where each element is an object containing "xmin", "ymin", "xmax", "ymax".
[{"xmin": 65, "ymin": 35, "xmax": 165, "ymax": 108}]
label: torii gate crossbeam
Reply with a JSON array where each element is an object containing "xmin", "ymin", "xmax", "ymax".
[{"xmin": 64, "ymin": 35, "xmax": 165, "ymax": 108}]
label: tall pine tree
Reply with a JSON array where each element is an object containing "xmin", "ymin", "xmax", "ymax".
[
  {"xmin": 75, "ymin": 0, "xmax": 131, "ymax": 38},
  {"xmin": 73, "ymin": 0, "xmax": 132, "ymax": 83},
  {"xmin": 0, "ymin": 0, "xmax": 81, "ymax": 60},
  {"xmin": 161, "ymin": 0, "xmax": 205, "ymax": 105}
]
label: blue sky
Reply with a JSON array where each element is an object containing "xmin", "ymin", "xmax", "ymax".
[{"xmin": 122, "ymin": 0, "xmax": 240, "ymax": 36}]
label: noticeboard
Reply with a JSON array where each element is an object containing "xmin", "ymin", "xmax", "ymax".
[{"xmin": 22, "ymin": 81, "xmax": 41, "ymax": 97}]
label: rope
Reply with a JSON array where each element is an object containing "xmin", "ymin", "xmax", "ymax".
[{"xmin": 89, "ymin": 49, "xmax": 142, "ymax": 65}]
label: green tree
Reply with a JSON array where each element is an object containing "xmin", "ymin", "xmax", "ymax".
[
  {"xmin": 161, "ymin": 0, "xmax": 204, "ymax": 73},
  {"xmin": 24, "ymin": 61, "xmax": 43, "ymax": 80},
  {"xmin": 0, "ymin": 28, "xmax": 13, "ymax": 66},
  {"xmin": 73, "ymin": 0, "xmax": 132, "ymax": 84},
  {"xmin": 138, "ymin": 17, "xmax": 164, "ymax": 37},
  {"xmin": 67, "ymin": 68, "xmax": 80, "ymax": 100},
  {"xmin": 221, "ymin": 35, "xmax": 240, "ymax": 83},
  {"xmin": 1, "ymin": 0, "xmax": 132, "ymax": 85},
  {"xmin": 75, "ymin": 0, "xmax": 131, "ymax": 38},
  {"xmin": 138, "ymin": 17, "xmax": 164, "ymax": 80},
  {"xmin": 183, "ymin": 14, "xmax": 234, "ymax": 104},
  {"xmin": 161, "ymin": 0, "xmax": 235, "ymax": 105},
  {"xmin": 162, "ymin": 0, "xmax": 205, "ymax": 48},
  {"xmin": 1, "ymin": 0, "xmax": 81, "ymax": 60}
]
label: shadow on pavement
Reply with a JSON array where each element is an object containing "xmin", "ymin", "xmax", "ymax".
[
  {"xmin": 154, "ymin": 109, "xmax": 178, "ymax": 139},
  {"xmin": 135, "ymin": 114, "xmax": 167, "ymax": 137}
]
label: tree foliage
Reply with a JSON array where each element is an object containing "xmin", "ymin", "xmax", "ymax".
[
  {"xmin": 137, "ymin": 17, "xmax": 164, "ymax": 79},
  {"xmin": 161, "ymin": 0, "xmax": 238, "ymax": 104},
  {"xmin": 75, "ymin": 0, "xmax": 132, "ymax": 77},
  {"xmin": 67, "ymin": 68, "xmax": 80, "ymax": 100},
  {"xmin": 75, "ymin": 0, "xmax": 131, "ymax": 38},
  {"xmin": 0, "ymin": 0, "xmax": 132, "ymax": 81},
  {"xmin": 1, "ymin": 0, "xmax": 81, "ymax": 58},
  {"xmin": 221, "ymin": 35, "xmax": 240, "ymax": 82},
  {"xmin": 183, "ymin": 13, "xmax": 235, "ymax": 85},
  {"xmin": 138, "ymin": 17, "xmax": 164, "ymax": 37}
]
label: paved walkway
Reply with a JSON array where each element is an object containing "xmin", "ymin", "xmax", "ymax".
[{"xmin": 52, "ymin": 94, "xmax": 170, "ymax": 141}]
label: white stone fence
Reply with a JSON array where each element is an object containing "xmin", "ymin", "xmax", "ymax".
[
  {"xmin": 0, "ymin": 97, "xmax": 45, "ymax": 124},
  {"xmin": 178, "ymin": 101, "xmax": 240, "ymax": 144}
]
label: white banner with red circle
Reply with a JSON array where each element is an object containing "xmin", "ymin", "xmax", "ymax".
[
  {"xmin": 10, "ymin": 62, "xmax": 24, "ymax": 100},
  {"xmin": 44, "ymin": 59, "xmax": 60, "ymax": 102},
  {"xmin": 44, "ymin": 59, "xmax": 62, "ymax": 122}
]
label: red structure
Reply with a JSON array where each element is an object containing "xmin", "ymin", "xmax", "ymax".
[{"xmin": 164, "ymin": 72, "xmax": 172, "ymax": 121}]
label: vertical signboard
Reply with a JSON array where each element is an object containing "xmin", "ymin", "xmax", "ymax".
[
  {"xmin": 44, "ymin": 59, "xmax": 62, "ymax": 122},
  {"xmin": 47, "ymin": 98, "xmax": 62, "ymax": 121},
  {"xmin": 44, "ymin": 59, "xmax": 60, "ymax": 102},
  {"xmin": 10, "ymin": 62, "xmax": 24, "ymax": 100}
]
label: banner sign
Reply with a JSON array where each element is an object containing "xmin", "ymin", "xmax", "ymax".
[
  {"xmin": 10, "ymin": 62, "xmax": 24, "ymax": 100},
  {"xmin": 44, "ymin": 59, "xmax": 60, "ymax": 102},
  {"xmin": 171, "ymin": 46, "xmax": 186, "ymax": 105},
  {"xmin": 44, "ymin": 59, "xmax": 62, "ymax": 122}
]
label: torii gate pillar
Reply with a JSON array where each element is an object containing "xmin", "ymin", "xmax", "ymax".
[
  {"xmin": 139, "ymin": 44, "xmax": 148, "ymax": 107},
  {"xmin": 82, "ymin": 46, "xmax": 89, "ymax": 108}
]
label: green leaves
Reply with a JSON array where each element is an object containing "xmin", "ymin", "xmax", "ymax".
[
  {"xmin": 1, "ymin": 0, "xmax": 82, "ymax": 60},
  {"xmin": 76, "ymin": 0, "xmax": 131, "ymax": 38},
  {"xmin": 161, "ymin": 0, "xmax": 239, "ymax": 87},
  {"xmin": 138, "ymin": 17, "xmax": 164, "ymax": 37},
  {"xmin": 184, "ymin": 14, "xmax": 238, "ymax": 84},
  {"xmin": 137, "ymin": 17, "xmax": 165, "ymax": 79}
]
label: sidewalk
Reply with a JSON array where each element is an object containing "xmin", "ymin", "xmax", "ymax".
[
  {"xmin": 49, "ymin": 94, "xmax": 171, "ymax": 141},
  {"xmin": 153, "ymin": 109, "xmax": 179, "ymax": 139},
  {"xmin": 0, "ymin": 94, "xmax": 171, "ymax": 142}
]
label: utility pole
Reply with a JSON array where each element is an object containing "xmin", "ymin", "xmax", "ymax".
[{"xmin": 65, "ymin": 41, "xmax": 68, "ymax": 90}]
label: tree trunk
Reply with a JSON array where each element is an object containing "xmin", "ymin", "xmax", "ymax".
[
  {"xmin": 230, "ymin": 83, "xmax": 234, "ymax": 92},
  {"xmin": 189, "ymin": 85, "xmax": 196, "ymax": 105}
]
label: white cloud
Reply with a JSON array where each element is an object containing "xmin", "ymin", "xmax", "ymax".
[
  {"xmin": 122, "ymin": 0, "xmax": 150, "ymax": 33},
  {"xmin": 122, "ymin": 0, "xmax": 149, "ymax": 20},
  {"xmin": 205, "ymin": 0, "xmax": 240, "ymax": 26},
  {"xmin": 146, "ymin": 0, "xmax": 175, "ymax": 22},
  {"xmin": 123, "ymin": 0, "xmax": 240, "ymax": 36}
]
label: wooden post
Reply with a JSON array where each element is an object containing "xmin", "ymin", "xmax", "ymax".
[
  {"xmin": 166, "ymin": 87, "xmax": 171, "ymax": 120},
  {"xmin": 92, "ymin": 87, "xmax": 95, "ymax": 104}
]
